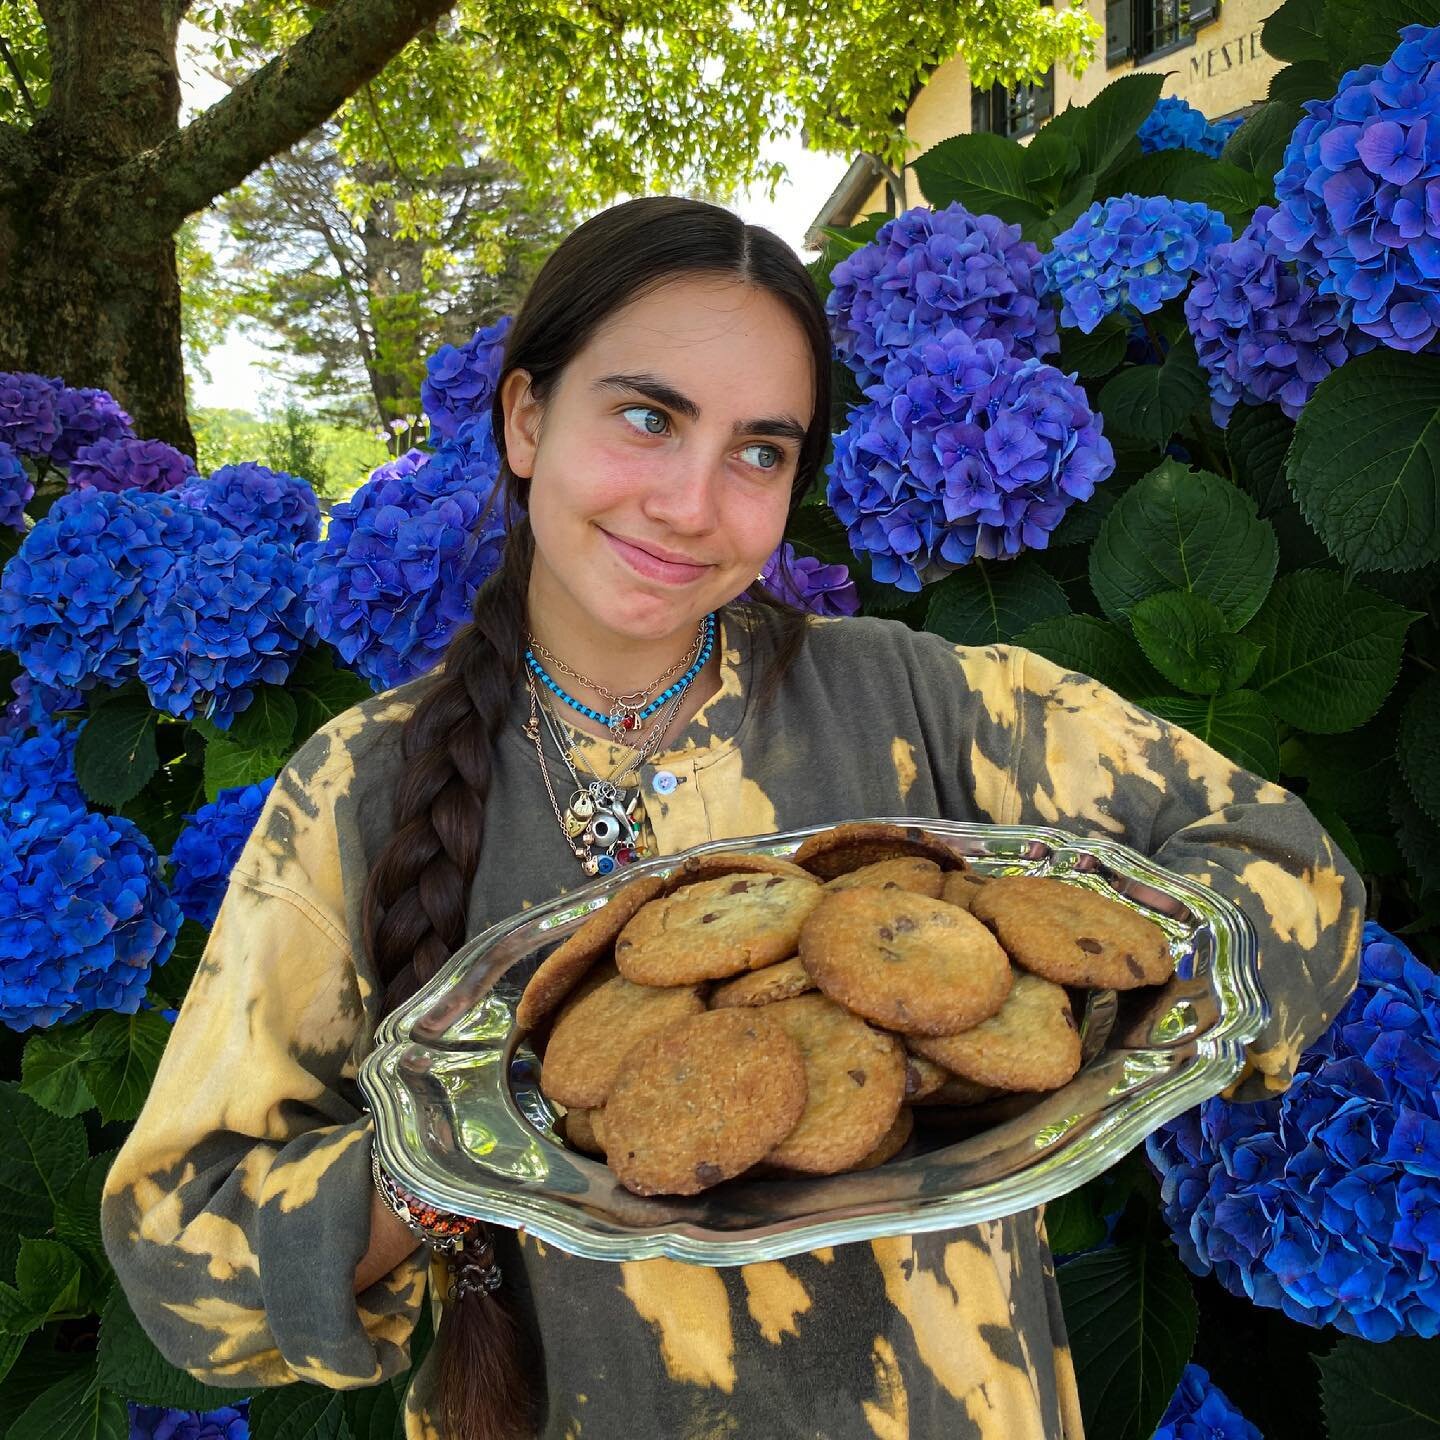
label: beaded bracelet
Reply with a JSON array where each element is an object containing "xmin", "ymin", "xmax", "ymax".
[{"xmin": 370, "ymin": 1143, "xmax": 477, "ymax": 1257}]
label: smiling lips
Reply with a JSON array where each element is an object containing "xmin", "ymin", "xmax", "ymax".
[{"xmin": 602, "ymin": 529, "xmax": 713, "ymax": 585}]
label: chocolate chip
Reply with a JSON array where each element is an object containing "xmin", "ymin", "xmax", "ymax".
[
  {"xmin": 1076, "ymin": 937, "xmax": 1103, "ymax": 954},
  {"xmin": 700, "ymin": 912, "xmax": 719, "ymax": 924},
  {"xmin": 847, "ymin": 1068, "xmax": 867, "ymax": 1086},
  {"xmin": 695, "ymin": 1162, "xmax": 724, "ymax": 1186},
  {"xmin": 764, "ymin": 877, "xmax": 785, "ymax": 888},
  {"xmin": 1125, "ymin": 954, "xmax": 1145, "ymax": 979},
  {"xmin": 878, "ymin": 925, "xmax": 893, "ymax": 941},
  {"xmin": 893, "ymin": 915, "xmax": 916, "ymax": 933},
  {"xmin": 728, "ymin": 880, "xmax": 750, "ymax": 894}
]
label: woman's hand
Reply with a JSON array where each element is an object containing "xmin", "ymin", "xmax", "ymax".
[{"xmin": 354, "ymin": 1185, "xmax": 425, "ymax": 1293}]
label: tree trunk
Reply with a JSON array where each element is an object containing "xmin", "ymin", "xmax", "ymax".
[{"xmin": 0, "ymin": 0, "xmax": 456, "ymax": 456}]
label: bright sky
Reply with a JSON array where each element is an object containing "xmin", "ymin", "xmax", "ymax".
[{"xmin": 178, "ymin": 25, "xmax": 854, "ymax": 415}]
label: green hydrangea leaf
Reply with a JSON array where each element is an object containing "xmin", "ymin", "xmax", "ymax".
[
  {"xmin": 7, "ymin": 1365, "xmax": 128, "ymax": 1440},
  {"xmin": 1220, "ymin": 100, "xmax": 1306, "ymax": 180},
  {"xmin": 1129, "ymin": 591, "xmax": 1264, "ymax": 695},
  {"xmin": 19, "ymin": 1023, "xmax": 95, "ymax": 1119},
  {"xmin": 911, "ymin": 132, "xmax": 1047, "ymax": 227},
  {"xmin": 1399, "ymin": 673, "xmax": 1440, "ymax": 828},
  {"xmin": 1073, "ymin": 73, "xmax": 1167, "ymax": 182},
  {"xmin": 1393, "ymin": 779, "xmax": 1440, "ymax": 898},
  {"xmin": 1226, "ymin": 403, "xmax": 1295, "ymax": 517},
  {"xmin": 80, "ymin": 1011, "xmax": 171, "ymax": 1125},
  {"xmin": 1166, "ymin": 158, "xmax": 1272, "ymax": 230},
  {"xmin": 923, "ymin": 556, "xmax": 1071, "ymax": 647},
  {"xmin": 0, "ymin": 1085, "xmax": 87, "ymax": 1278},
  {"xmin": 249, "ymin": 1385, "xmax": 354, "ymax": 1440},
  {"xmin": 202, "ymin": 731, "xmax": 290, "ymax": 802},
  {"xmin": 1058, "ymin": 312, "xmax": 1131, "ymax": 380},
  {"xmin": 1243, "ymin": 571, "xmax": 1420, "ymax": 733},
  {"xmin": 1089, "ymin": 460, "xmax": 1279, "ymax": 628},
  {"xmin": 72, "ymin": 693, "xmax": 158, "ymax": 809},
  {"xmin": 1014, "ymin": 615, "xmax": 1166, "ymax": 703},
  {"xmin": 223, "ymin": 685, "xmax": 297, "ymax": 756},
  {"xmin": 1143, "ymin": 690, "xmax": 1281, "ymax": 779},
  {"xmin": 14, "ymin": 1239, "xmax": 83, "ymax": 1324},
  {"xmin": 1287, "ymin": 349, "xmax": 1440, "ymax": 572},
  {"xmin": 1318, "ymin": 1334, "xmax": 1440, "ymax": 1439},
  {"xmin": 1098, "ymin": 338, "xmax": 1209, "ymax": 449},
  {"xmin": 1261, "ymin": 0, "xmax": 1328, "ymax": 62}
]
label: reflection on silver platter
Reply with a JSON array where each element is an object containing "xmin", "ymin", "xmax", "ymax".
[{"xmin": 358, "ymin": 819, "xmax": 1263, "ymax": 1265}]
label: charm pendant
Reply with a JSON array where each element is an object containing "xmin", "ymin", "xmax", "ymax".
[{"xmin": 567, "ymin": 781, "xmax": 642, "ymax": 876}]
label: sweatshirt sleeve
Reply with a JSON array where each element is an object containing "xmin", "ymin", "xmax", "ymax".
[
  {"xmin": 99, "ymin": 839, "xmax": 429, "ymax": 1389},
  {"xmin": 949, "ymin": 642, "xmax": 1365, "ymax": 1102}
]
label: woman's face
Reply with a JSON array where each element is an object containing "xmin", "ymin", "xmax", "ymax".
[{"xmin": 500, "ymin": 274, "xmax": 815, "ymax": 649}]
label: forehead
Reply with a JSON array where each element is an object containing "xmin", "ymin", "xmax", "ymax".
[{"xmin": 569, "ymin": 276, "xmax": 815, "ymax": 416}]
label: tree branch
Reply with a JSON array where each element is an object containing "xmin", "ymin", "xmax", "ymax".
[
  {"xmin": 116, "ymin": 0, "xmax": 456, "ymax": 232},
  {"xmin": 0, "ymin": 35, "xmax": 37, "ymax": 118}
]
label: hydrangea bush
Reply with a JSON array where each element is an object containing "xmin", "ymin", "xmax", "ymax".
[{"xmin": 1139, "ymin": 96, "xmax": 1243, "ymax": 159}]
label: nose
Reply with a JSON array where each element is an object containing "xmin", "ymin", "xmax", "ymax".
[{"xmin": 639, "ymin": 445, "xmax": 723, "ymax": 536}]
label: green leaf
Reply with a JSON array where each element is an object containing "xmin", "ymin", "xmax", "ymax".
[
  {"xmin": 923, "ymin": 556, "xmax": 1070, "ymax": 647},
  {"xmin": 1012, "ymin": 615, "xmax": 1165, "ymax": 702},
  {"xmin": 1097, "ymin": 338, "xmax": 1209, "ymax": 449},
  {"xmin": 15, "ymin": 1238, "xmax": 83, "ymax": 1323},
  {"xmin": 1144, "ymin": 691, "xmax": 1281, "ymax": 778},
  {"xmin": 1287, "ymin": 346, "xmax": 1440, "ymax": 572},
  {"xmin": 343, "ymin": 1377, "xmax": 408, "ymax": 1440},
  {"xmin": 80, "ymin": 1011, "xmax": 172, "ymax": 1125},
  {"xmin": 8, "ymin": 1366, "xmax": 128, "ymax": 1440},
  {"xmin": 96, "ymin": 1284, "xmax": 251, "ymax": 1412},
  {"xmin": 1220, "ymin": 101, "xmax": 1306, "ymax": 182},
  {"xmin": 1399, "ymin": 674, "xmax": 1440, "ymax": 827},
  {"xmin": 224, "ymin": 686, "xmax": 297, "ymax": 756},
  {"xmin": 1024, "ymin": 178, "xmax": 1097, "ymax": 249},
  {"xmin": 1057, "ymin": 1232, "xmax": 1198, "ymax": 1440},
  {"xmin": 147, "ymin": 920, "xmax": 209, "ymax": 1010},
  {"xmin": 1045, "ymin": 1186, "xmax": 1108, "ymax": 1257},
  {"xmin": 1166, "ymin": 158, "xmax": 1272, "ymax": 229},
  {"xmin": 0, "ymin": 1341, "xmax": 89, "ymax": 1440},
  {"xmin": 1022, "ymin": 126, "xmax": 1081, "ymax": 194},
  {"xmin": 1095, "ymin": 149, "xmax": 1204, "ymax": 205},
  {"xmin": 249, "ymin": 1384, "xmax": 354, "ymax": 1440},
  {"xmin": 1318, "ymin": 1334, "xmax": 1440, "ymax": 1438},
  {"xmin": 0, "ymin": 1333, "xmax": 23, "ymax": 1392},
  {"xmin": 1394, "ymin": 778, "xmax": 1440, "ymax": 897},
  {"xmin": 203, "ymin": 731, "xmax": 289, "ymax": 803},
  {"xmin": 1089, "ymin": 460, "xmax": 1279, "ymax": 629},
  {"xmin": 911, "ymin": 132, "xmax": 1047, "ymax": 227},
  {"xmin": 1226, "ymin": 403, "xmax": 1295, "ymax": 516},
  {"xmin": 19, "ymin": 1023, "xmax": 96, "ymax": 1118},
  {"xmin": 1057, "ymin": 311, "xmax": 1131, "ymax": 379},
  {"xmin": 1262, "ymin": 0, "xmax": 1329, "ymax": 62},
  {"xmin": 53, "ymin": 1151, "xmax": 116, "ymax": 1276},
  {"xmin": 1269, "ymin": 58, "xmax": 1341, "ymax": 107},
  {"xmin": 1243, "ymin": 571, "xmax": 1420, "ymax": 733},
  {"xmin": 0, "ymin": 1084, "xmax": 87, "ymax": 1270},
  {"xmin": 1129, "ymin": 591, "xmax": 1264, "ymax": 695},
  {"xmin": 1072, "ymin": 73, "xmax": 1167, "ymax": 183},
  {"xmin": 289, "ymin": 649, "xmax": 373, "ymax": 744},
  {"xmin": 72, "ymin": 693, "xmax": 158, "ymax": 808}
]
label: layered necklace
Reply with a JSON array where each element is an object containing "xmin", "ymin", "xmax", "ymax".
[{"xmin": 521, "ymin": 612, "xmax": 717, "ymax": 875}]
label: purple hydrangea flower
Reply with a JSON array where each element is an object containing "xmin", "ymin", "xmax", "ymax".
[
  {"xmin": 369, "ymin": 447, "xmax": 429, "ymax": 485},
  {"xmin": 167, "ymin": 779, "xmax": 275, "ymax": 928},
  {"xmin": 421, "ymin": 315, "xmax": 513, "ymax": 441},
  {"xmin": 1148, "ymin": 922, "xmax": 1440, "ymax": 1342},
  {"xmin": 745, "ymin": 541, "xmax": 861, "ymax": 617},
  {"xmin": 182, "ymin": 462, "xmax": 321, "ymax": 548},
  {"xmin": 300, "ymin": 415, "xmax": 510, "ymax": 689},
  {"xmin": 67, "ymin": 437, "xmax": 196, "ymax": 495},
  {"xmin": 0, "ymin": 805, "xmax": 183, "ymax": 1030},
  {"xmin": 1185, "ymin": 205, "xmax": 1375, "ymax": 425},
  {"xmin": 1042, "ymin": 194, "xmax": 1232, "ymax": 333},
  {"xmin": 1139, "ymin": 97, "xmax": 1244, "ymax": 159},
  {"xmin": 1153, "ymin": 1365, "xmax": 1261, "ymax": 1440},
  {"xmin": 0, "ymin": 490, "xmax": 225, "ymax": 694},
  {"xmin": 48, "ymin": 385, "xmax": 135, "ymax": 466},
  {"xmin": 0, "ymin": 440, "xmax": 33, "ymax": 529},
  {"xmin": 0, "ymin": 372, "xmax": 61, "ymax": 458},
  {"xmin": 1270, "ymin": 23, "xmax": 1440, "ymax": 351},
  {"xmin": 128, "ymin": 1401, "xmax": 250, "ymax": 1440},
  {"xmin": 137, "ymin": 533, "xmax": 311, "ymax": 729},
  {"xmin": 825, "ymin": 330, "xmax": 1114, "ymax": 590},
  {"xmin": 0, "ymin": 714, "xmax": 86, "ymax": 825},
  {"xmin": 827, "ymin": 203, "xmax": 1058, "ymax": 385}
]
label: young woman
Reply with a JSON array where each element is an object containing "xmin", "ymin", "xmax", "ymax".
[{"xmin": 102, "ymin": 196, "xmax": 1362, "ymax": 1440}]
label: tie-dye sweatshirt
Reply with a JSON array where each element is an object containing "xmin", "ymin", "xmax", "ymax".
[{"xmin": 101, "ymin": 602, "xmax": 1363, "ymax": 1439}]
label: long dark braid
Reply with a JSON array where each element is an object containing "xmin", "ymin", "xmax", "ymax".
[{"xmin": 360, "ymin": 194, "xmax": 833, "ymax": 1439}]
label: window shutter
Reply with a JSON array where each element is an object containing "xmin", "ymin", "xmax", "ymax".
[
  {"xmin": 1106, "ymin": 0, "xmax": 1133, "ymax": 63},
  {"xmin": 1188, "ymin": 0, "xmax": 1218, "ymax": 26},
  {"xmin": 972, "ymin": 83, "xmax": 995, "ymax": 133},
  {"xmin": 1035, "ymin": 68, "xmax": 1055, "ymax": 123}
]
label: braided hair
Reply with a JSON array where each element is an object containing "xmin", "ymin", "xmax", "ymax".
[{"xmin": 361, "ymin": 195, "xmax": 836, "ymax": 1437}]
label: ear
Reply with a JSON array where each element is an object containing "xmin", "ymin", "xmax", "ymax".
[{"xmin": 500, "ymin": 369, "xmax": 542, "ymax": 478}]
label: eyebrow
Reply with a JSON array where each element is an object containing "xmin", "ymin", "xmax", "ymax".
[{"xmin": 591, "ymin": 371, "xmax": 808, "ymax": 446}]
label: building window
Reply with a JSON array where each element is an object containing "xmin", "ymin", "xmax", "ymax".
[
  {"xmin": 971, "ymin": 70, "xmax": 1055, "ymax": 139},
  {"xmin": 1107, "ymin": 0, "xmax": 1218, "ymax": 66}
]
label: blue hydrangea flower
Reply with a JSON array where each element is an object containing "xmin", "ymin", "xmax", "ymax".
[
  {"xmin": 825, "ymin": 331, "xmax": 1114, "ymax": 590},
  {"xmin": 67, "ymin": 437, "xmax": 196, "ymax": 495},
  {"xmin": 0, "ymin": 372, "xmax": 61, "ymax": 458},
  {"xmin": 421, "ymin": 315, "xmax": 513, "ymax": 441},
  {"xmin": 137, "ymin": 533, "xmax": 310, "ymax": 729},
  {"xmin": 1153, "ymin": 1365, "xmax": 1261, "ymax": 1440},
  {"xmin": 300, "ymin": 416, "xmax": 510, "ymax": 689},
  {"xmin": 1185, "ymin": 205, "xmax": 1375, "ymax": 425},
  {"xmin": 182, "ymin": 462, "xmax": 321, "ymax": 548},
  {"xmin": 0, "ymin": 440, "xmax": 33, "ymax": 529},
  {"xmin": 369, "ymin": 447, "xmax": 429, "ymax": 484},
  {"xmin": 1139, "ymin": 97, "xmax": 1244, "ymax": 159},
  {"xmin": 48, "ymin": 385, "xmax": 135, "ymax": 467},
  {"xmin": 0, "ymin": 490, "xmax": 226, "ymax": 694},
  {"xmin": 0, "ymin": 714, "xmax": 86, "ymax": 825},
  {"xmin": 1271, "ymin": 23, "xmax": 1440, "ymax": 352},
  {"xmin": 746, "ymin": 541, "xmax": 861, "ymax": 617},
  {"xmin": 168, "ymin": 779, "xmax": 276, "ymax": 928},
  {"xmin": 1042, "ymin": 194, "xmax": 1232, "ymax": 333},
  {"xmin": 827, "ymin": 204, "xmax": 1059, "ymax": 385},
  {"xmin": 0, "ymin": 671, "xmax": 86, "ymax": 740},
  {"xmin": 0, "ymin": 805, "xmax": 183, "ymax": 1030},
  {"xmin": 1148, "ymin": 922, "xmax": 1440, "ymax": 1342},
  {"xmin": 128, "ymin": 1401, "xmax": 250, "ymax": 1440}
]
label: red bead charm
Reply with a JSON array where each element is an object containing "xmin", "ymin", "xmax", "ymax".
[{"xmin": 622, "ymin": 714, "xmax": 638, "ymax": 731}]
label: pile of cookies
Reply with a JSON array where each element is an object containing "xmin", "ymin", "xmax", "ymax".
[{"xmin": 516, "ymin": 822, "xmax": 1174, "ymax": 1198}]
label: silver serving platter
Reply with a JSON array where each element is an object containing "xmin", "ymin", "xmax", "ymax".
[{"xmin": 359, "ymin": 819, "xmax": 1264, "ymax": 1265}]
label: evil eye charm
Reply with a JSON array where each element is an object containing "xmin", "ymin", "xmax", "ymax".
[{"xmin": 596, "ymin": 854, "xmax": 617, "ymax": 875}]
